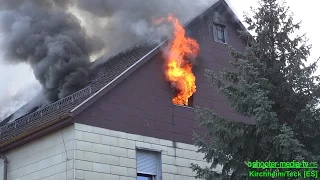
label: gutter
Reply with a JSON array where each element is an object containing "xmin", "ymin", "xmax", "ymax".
[
  {"xmin": 0, "ymin": 155, "xmax": 7, "ymax": 180},
  {"xmin": 73, "ymin": 129, "xmax": 75, "ymax": 180},
  {"xmin": 0, "ymin": 114, "xmax": 72, "ymax": 152}
]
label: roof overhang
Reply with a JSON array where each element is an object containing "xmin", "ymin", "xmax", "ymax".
[{"xmin": 0, "ymin": 113, "xmax": 72, "ymax": 153}]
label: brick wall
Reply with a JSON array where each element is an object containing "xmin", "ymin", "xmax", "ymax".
[
  {"xmin": 74, "ymin": 123, "xmax": 222, "ymax": 180},
  {"xmin": 0, "ymin": 125, "xmax": 74, "ymax": 180}
]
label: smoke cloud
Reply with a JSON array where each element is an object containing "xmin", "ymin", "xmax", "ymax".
[
  {"xmin": 0, "ymin": 0, "xmax": 216, "ymax": 120},
  {"xmin": 0, "ymin": 0, "xmax": 103, "ymax": 102},
  {"xmin": 73, "ymin": 0, "xmax": 216, "ymax": 59}
]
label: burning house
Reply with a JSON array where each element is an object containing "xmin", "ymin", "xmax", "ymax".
[{"xmin": 0, "ymin": 0, "xmax": 253, "ymax": 179}]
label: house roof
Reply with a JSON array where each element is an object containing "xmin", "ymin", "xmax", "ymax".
[{"xmin": 0, "ymin": 0, "xmax": 247, "ymax": 151}]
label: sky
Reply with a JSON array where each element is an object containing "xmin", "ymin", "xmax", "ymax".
[{"xmin": 0, "ymin": 0, "xmax": 319, "ymax": 119}]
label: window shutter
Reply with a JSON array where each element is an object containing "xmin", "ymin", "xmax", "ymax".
[
  {"xmin": 224, "ymin": 27, "xmax": 228, "ymax": 44},
  {"xmin": 212, "ymin": 24, "xmax": 218, "ymax": 42},
  {"xmin": 137, "ymin": 150, "xmax": 158, "ymax": 175},
  {"xmin": 208, "ymin": 23, "xmax": 213, "ymax": 40}
]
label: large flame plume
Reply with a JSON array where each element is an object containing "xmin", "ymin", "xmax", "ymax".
[{"xmin": 155, "ymin": 14, "xmax": 200, "ymax": 106}]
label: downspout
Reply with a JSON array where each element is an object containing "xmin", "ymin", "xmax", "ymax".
[
  {"xmin": 0, "ymin": 155, "xmax": 8, "ymax": 180},
  {"xmin": 73, "ymin": 131, "xmax": 75, "ymax": 180}
]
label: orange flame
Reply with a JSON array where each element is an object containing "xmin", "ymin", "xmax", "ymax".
[{"xmin": 156, "ymin": 14, "xmax": 200, "ymax": 106}]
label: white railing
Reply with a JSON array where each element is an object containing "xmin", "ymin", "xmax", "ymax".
[{"xmin": 0, "ymin": 86, "xmax": 93, "ymax": 135}]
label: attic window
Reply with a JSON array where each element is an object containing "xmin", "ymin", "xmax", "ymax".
[
  {"xmin": 213, "ymin": 24, "xmax": 227, "ymax": 44},
  {"xmin": 172, "ymin": 88, "xmax": 194, "ymax": 107}
]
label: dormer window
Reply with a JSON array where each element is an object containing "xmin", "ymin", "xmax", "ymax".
[{"xmin": 213, "ymin": 24, "xmax": 228, "ymax": 44}]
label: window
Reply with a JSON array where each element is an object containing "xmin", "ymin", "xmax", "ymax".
[
  {"xmin": 213, "ymin": 24, "xmax": 227, "ymax": 44},
  {"xmin": 172, "ymin": 88, "xmax": 194, "ymax": 107},
  {"xmin": 136, "ymin": 149, "xmax": 162, "ymax": 180},
  {"xmin": 137, "ymin": 173, "xmax": 153, "ymax": 180}
]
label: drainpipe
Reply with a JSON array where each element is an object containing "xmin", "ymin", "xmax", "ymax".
[{"xmin": 0, "ymin": 155, "xmax": 7, "ymax": 180}]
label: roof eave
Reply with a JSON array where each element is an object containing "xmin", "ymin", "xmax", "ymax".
[{"xmin": 0, "ymin": 113, "xmax": 72, "ymax": 153}]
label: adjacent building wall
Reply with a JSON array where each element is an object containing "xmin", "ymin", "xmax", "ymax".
[
  {"xmin": 74, "ymin": 123, "xmax": 221, "ymax": 180},
  {"xmin": 0, "ymin": 125, "xmax": 74, "ymax": 180}
]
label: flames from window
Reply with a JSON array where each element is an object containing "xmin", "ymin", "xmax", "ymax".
[{"xmin": 155, "ymin": 14, "xmax": 200, "ymax": 106}]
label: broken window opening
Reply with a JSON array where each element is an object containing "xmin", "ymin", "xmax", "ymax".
[{"xmin": 172, "ymin": 88, "xmax": 194, "ymax": 107}]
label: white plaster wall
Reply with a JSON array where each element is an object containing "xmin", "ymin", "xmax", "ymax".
[
  {"xmin": 0, "ymin": 125, "xmax": 75, "ymax": 180},
  {"xmin": 74, "ymin": 123, "xmax": 222, "ymax": 180},
  {"xmin": 0, "ymin": 123, "xmax": 222, "ymax": 180}
]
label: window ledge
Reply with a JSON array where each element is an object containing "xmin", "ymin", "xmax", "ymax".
[
  {"xmin": 173, "ymin": 104, "xmax": 194, "ymax": 109},
  {"xmin": 214, "ymin": 40, "xmax": 228, "ymax": 45}
]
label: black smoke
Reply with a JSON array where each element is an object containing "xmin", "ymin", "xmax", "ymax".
[{"xmin": 0, "ymin": 0, "xmax": 103, "ymax": 102}]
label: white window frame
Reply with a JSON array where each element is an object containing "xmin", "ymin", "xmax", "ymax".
[
  {"xmin": 212, "ymin": 23, "xmax": 228, "ymax": 44},
  {"xmin": 136, "ymin": 149, "xmax": 162, "ymax": 180}
]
